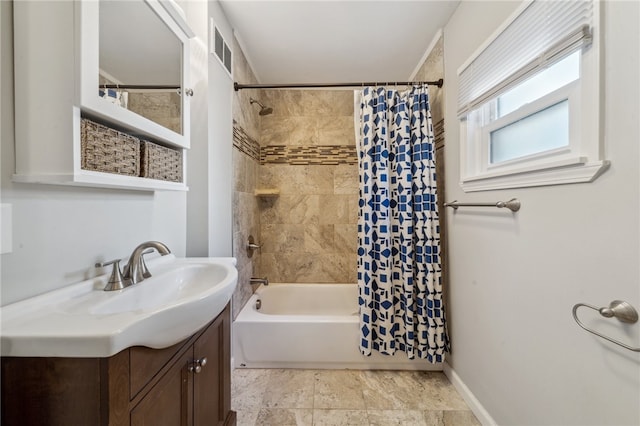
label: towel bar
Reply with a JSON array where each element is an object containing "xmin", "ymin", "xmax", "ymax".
[{"xmin": 444, "ymin": 198, "xmax": 521, "ymax": 212}]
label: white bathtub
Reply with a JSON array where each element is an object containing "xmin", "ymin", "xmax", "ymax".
[{"xmin": 233, "ymin": 283, "xmax": 442, "ymax": 370}]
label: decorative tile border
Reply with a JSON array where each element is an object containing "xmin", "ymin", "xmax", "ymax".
[
  {"xmin": 232, "ymin": 121, "xmax": 261, "ymax": 162},
  {"xmin": 261, "ymin": 145, "xmax": 358, "ymax": 165},
  {"xmin": 234, "ymin": 119, "xmax": 444, "ymax": 165}
]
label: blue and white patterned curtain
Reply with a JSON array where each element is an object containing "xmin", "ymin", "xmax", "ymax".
[{"xmin": 356, "ymin": 85, "xmax": 449, "ymax": 362}]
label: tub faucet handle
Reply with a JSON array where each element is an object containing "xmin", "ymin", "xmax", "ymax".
[
  {"xmin": 95, "ymin": 259, "xmax": 131, "ymax": 291},
  {"xmin": 250, "ymin": 277, "xmax": 269, "ymax": 286},
  {"xmin": 247, "ymin": 235, "xmax": 261, "ymax": 250},
  {"xmin": 247, "ymin": 235, "xmax": 261, "ymax": 258}
]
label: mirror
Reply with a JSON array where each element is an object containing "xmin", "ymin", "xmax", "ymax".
[{"xmin": 98, "ymin": 0, "xmax": 183, "ymax": 135}]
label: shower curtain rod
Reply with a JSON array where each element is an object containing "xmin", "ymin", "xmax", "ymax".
[
  {"xmin": 101, "ymin": 84, "xmax": 180, "ymax": 90},
  {"xmin": 233, "ymin": 79, "xmax": 443, "ymax": 91}
]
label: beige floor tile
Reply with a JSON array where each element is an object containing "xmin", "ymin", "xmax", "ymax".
[
  {"xmin": 255, "ymin": 408, "xmax": 313, "ymax": 426},
  {"xmin": 423, "ymin": 410, "xmax": 446, "ymax": 426},
  {"xmin": 232, "ymin": 368, "xmax": 273, "ymax": 411},
  {"xmin": 422, "ymin": 410, "xmax": 481, "ymax": 426},
  {"xmin": 420, "ymin": 374, "xmax": 470, "ymax": 411},
  {"xmin": 360, "ymin": 371, "xmax": 469, "ymax": 410},
  {"xmin": 313, "ymin": 370, "xmax": 366, "ymax": 409},
  {"xmin": 261, "ymin": 369, "xmax": 316, "ymax": 408},
  {"xmin": 236, "ymin": 408, "xmax": 260, "ymax": 426},
  {"xmin": 360, "ymin": 370, "xmax": 425, "ymax": 409},
  {"xmin": 231, "ymin": 368, "xmax": 478, "ymax": 426},
  {"xmin": 442, "ymin": 410, "xmax": 481, "ymax": 426},
  {"xmin": 367, "ymin": 409, "xmax": 428, "ymax": 425},
  {"xmin": 312, "ymin": 409, "xmax": 369, "ymax": 426}
]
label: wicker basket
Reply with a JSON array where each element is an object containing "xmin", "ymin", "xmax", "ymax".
[
  {"xmin": 140, "ymin": 140, "xmax": 183, "ymax": 183},
  {"xmin": 81, "ymin": 118, "xmax": 140, "ymax": 176}
]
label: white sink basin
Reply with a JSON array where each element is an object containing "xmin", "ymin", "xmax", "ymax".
[{"xmin": 0, "ymin": 255, "xmax": 237, "ymax": 357}]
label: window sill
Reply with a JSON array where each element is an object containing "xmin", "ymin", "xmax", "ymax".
[{"xmin": 460, "ymin": 158, "xmax": 610, "ymax": 192}]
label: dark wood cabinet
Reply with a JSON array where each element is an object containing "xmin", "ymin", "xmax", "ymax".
[
  {"xmin": 1, "ymin": 304, "xmax": 235, "ymax": 426},
  {"xmin": 130, "ymin": 348, "xmax": 192, "ymax": 426},
  {"xmin": 193, "ymin": 308, "xmax": 232, "ymax": 426}
]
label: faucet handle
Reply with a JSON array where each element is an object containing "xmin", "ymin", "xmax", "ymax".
[
  {"xmin": 96, "ymin": 259, "xmax": 131, "ymax": 291},
  {"xmin": 140, "ymin": 249, "xmax": 154, "ymax": 279}
]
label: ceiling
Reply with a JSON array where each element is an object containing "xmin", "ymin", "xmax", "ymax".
[{"xmin": 219, "ymin": 1, "xmax": 460, "ymax": 84}]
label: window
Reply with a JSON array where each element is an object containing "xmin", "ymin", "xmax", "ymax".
[{"xmin": 458, "ymin": 0, "xmax": 608, "ymax": 191}]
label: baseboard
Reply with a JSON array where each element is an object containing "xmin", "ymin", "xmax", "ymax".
[
  {"xmin": 234, "ymin": 360, "xmax": 443, "ymax": 371},
  {"xmin": 443, "ymin": 363, "xmax": 497, "ymax": 426}
]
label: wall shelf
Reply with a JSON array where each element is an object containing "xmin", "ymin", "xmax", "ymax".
[
  {"xmin": 254, "ymin": 188, "xmax": 280, "ymax": 197},
  {"xmin": 12, "ymin": 171, "xmax": 188, "ymax": 192}
]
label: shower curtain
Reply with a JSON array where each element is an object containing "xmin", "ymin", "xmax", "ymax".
[{"xmin": 356, "ymin": 85, "xmax": 449, "ymax": 362}]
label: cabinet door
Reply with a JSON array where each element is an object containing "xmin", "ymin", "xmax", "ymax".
[
  {"xmin": 131, "ymin": 349, "xmax": 193, "ymax": 426},
  {"xmin": 130, "ymin": 339, "xmax": 190, "ymax": 400},
  {"xmin": 193, "ymin": 305, "xmax": 231, "ymax": 426},
  {"xmin": 1, "ymin": 357, "xmax": 102, "ymax": 426}
]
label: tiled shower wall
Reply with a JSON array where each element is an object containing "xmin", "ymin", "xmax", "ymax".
[
  {"xmin": 413, "ymin": 35, "xmax": 444, "ymax": 125},
  {"xmin": 231, "ymin": 36, "xmax": 262, "ymax": 319},
  {"xmin": 258, "ymin": 90, "xmax": 358, "ymax": 283},
  {"xmin": 230, "ymin": 35, "xmax": 445, "ymax": 313}
]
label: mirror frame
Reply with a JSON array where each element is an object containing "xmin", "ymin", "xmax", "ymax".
[{"xmin": 78, "ymin": 0, "xmax": 192, "ymax": 149}]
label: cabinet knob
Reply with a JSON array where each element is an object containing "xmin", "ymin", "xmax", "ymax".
[{"xmin": 189, "ymin": 357, "xmax": 208, "ymax": 374}]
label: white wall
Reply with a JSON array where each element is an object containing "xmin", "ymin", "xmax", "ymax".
[
  {"xmin": 207, "ymin": 0, "xmax": 233, "ymax": 257},
  {"xmin": 1, "ymin": 1, "xmax": 187, "ymax": 305},
  {"xmin": 443, "ymin": 1, "xmax": 640, "ymax": 425},
  {"xmin": 186, "ymin": 0, "xmax": 233, "ymax": 257},
  {"xmin": 185, "ymin": 0, "xmax": 212, "ymax": 257}
]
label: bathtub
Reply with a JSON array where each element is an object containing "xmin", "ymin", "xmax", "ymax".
[{"xmin": 233, "ymin": 283, "xmax": 442, "ymax": 370}]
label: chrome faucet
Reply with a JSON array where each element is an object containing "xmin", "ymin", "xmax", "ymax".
[
  {"xmin": 123, "ymin": 241, "xmax": 171, "ymax": 285},
  {"xmin": 250, "ymin": 277, "xmax": 269, "ymax": 286}
]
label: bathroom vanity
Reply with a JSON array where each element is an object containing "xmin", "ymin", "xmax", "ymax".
[
  {"xmin": 1, "ymin": 304, "xmax": 235, "ymax": 426},
  {"xmin": 1, "ymin": 254, "xmax": 238, "ymax": 426}
]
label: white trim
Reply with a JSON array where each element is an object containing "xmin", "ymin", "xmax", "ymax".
[
  {"xmin": 443, "ymin": 363, "xmax": 497, "ymax": 426},
  {"xmin": 408, "ymin": 28, "xmax": 443, "ymax": 81},
  {"xmin": 12, "ymin": 172, "xmax": 189, "ymax": 192},
  {"xmin": 481, "ymin": 83, "xmax": 577, "ymax": 173},
  {"xmin": 157, "ymin": 0, "xmax": 195, "ymax": 39},
  {"xmin": 460, "ymin": 160, "xmax": 609, "ymax": 192}
]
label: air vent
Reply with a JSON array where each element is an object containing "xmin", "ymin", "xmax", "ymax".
[{"xmin": 210, "ymin": 19, "xmax": 232, "ymax": 76}]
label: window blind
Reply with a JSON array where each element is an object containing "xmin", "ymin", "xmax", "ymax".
[{"xmin": 457, "ymin": 0, "xmax": 593, "ymax": 117}]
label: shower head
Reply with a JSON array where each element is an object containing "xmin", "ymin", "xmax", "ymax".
[{"xmin": 249, "ymin": 97, "xmax": 273, "ymax": 116}]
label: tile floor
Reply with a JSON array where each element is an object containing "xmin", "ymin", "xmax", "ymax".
[{"xmin": 231, "ymin": 368, "xmax": 481, "ymax": 426}]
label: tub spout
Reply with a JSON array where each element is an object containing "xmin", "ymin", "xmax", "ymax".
[{"xmin": 250, "ymin": 277, "xmax": 269, "ymax": 286}]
